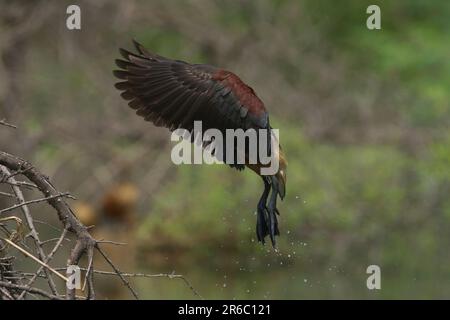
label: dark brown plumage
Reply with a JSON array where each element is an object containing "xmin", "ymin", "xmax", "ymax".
[{"xmin": 114, "ymin": 40, "xmax": 287, "ymax": 247}]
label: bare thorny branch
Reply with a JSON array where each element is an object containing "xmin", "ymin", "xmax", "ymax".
[
  {"xmin": 0, "ymin": 149, "xmax": 201, "ymax": 299},
  {"xmin": 0, "ymin": 151, "xmax": 98, "ymax": 300}
]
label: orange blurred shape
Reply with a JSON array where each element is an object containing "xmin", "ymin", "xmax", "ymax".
[
  {"xmin": 101, "ymin": 183, "xmax": 140, "ymax": 223},
  {"xmin": 73, "ymin": 201, "xmax": 98, "ymax": 227}
]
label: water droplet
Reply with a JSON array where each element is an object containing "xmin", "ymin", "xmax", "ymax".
[
  {"xmin": 223, "ymin": 283, "xmax": 227, "ymax": 288},
  {"xmin": 304, "ymin": 279, "xmax": 308, "ymax": 283}
]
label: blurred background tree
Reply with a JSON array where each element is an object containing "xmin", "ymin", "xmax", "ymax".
[{"xmin": 0, "ymin": 0, "xmax": 449, "ymax": 299}]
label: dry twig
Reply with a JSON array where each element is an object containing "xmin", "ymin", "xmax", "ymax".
[
  {"xmin": 0, "ymin": 150, "xmax": 201, "ymax": 300},
  {"xmin": 0, "ymin": 119, "xmax": 17, "ymax": 129}
]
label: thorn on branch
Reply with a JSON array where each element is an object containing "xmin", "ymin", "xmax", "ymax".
[{"xmin": 0, "ymin": 193, "xmax": 75, "ymax": 215}]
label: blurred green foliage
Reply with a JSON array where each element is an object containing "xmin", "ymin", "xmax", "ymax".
[
  {"xmin": 306, "ymin": 0, "xmax": 450, "ymax": 126},
  {"xmin": 132, "ymin": 0, "xmax": 450, "ymax": 298}
]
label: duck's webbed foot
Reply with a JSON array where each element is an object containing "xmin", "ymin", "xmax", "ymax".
[
  {"xmin": 256, "ymin": 176, "xmax": 281, "ymax": 248},
  {"xmin": 256, "ymin": 178, "xmax": 270, "ymax": 244},
  {"xmin": 266, "ymin": 176, "xmax": 280, "ymax": 248}
]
